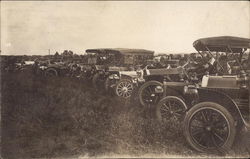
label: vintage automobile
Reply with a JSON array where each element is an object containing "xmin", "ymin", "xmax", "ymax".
[
  {"xmin": 137, "ymin": 56, "xmax": 203, "ymax": 107},
  {"xmin": 114, "ymin": 70, "xmax": 141, "ymax": 98},
  {"xmin": 76, "ymin": 53, "xmax": 101, "ymax": 81},
  {"xmin": 83, "ymin": 48, "xmax": 154, "ymax": 91},
  {"xmin": 45, "ymin": 62, "xmax": 69, "ymax": 77},
  {"xmin": 114, "ymin": 54, "xmax": 190, "ymax": 99},
  {"xmin": 34, "ymin": 59, "xmax": 69, "ymax": 77},
  {"xmin": 138, "ymin": 36, "xmax": 250, "ymax": 107},
  {"xmin": 182, "ymin": 36, "xmax": 250, "ymax": 153},
  {"xmin": 1, "ymin": 56, "xmax": 24, "ymax": 72}
]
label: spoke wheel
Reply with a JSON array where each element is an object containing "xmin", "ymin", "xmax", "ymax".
[
  {"xmin": 138, "ymin": 80, "xmax": 163, "ymax": 107},
  {"xmin": 115, "ymin": 79, "xmax": 134, "ymax": 98},
  {"xmin": 184, "ymin": 102, "xmax": 236, "ymax": 153},
  {"xmin": 156, "ymin": 96, "xmax": 187, "ymax": 122}
]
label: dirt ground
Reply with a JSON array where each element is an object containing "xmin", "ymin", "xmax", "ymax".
[{"xmin": 1, "ymin": 70, "xmax": 250, "ymax": 158}]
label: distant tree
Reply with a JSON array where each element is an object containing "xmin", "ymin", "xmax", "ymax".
[
  {"xmin": 73, "ymin": 54, "xmax": 80, "ymax": 58},
  {"xmin": 62, "ymin": 50, "xmax": 73, "ymax": 57},
  {"xmin": 61, "ymin": 50, "xmax": 75, "ymax": 61},
  {"xmin": 68, "ymin": 50, "xmax": 74, "ymax": 56},
  {"xmin": 55, "ymin": 51, "xmax": 59, "ymax": 56},
  {"xmin": 54, "ymin": 52, "xmax": 60, "ymax": 59},
  {"xmin": 62, "ymin": 50, "xmax": 69, "ymax": 56}
]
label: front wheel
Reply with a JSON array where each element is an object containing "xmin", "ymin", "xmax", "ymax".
[
  {"xmin": 183, "ymin": 102, "xmax": 236, "ymax": 153},
  {"xmin": 45, "ymin": 68, "xmax": 58, "ymax": 77},
  {"xmin": 138, "ymin": 80, "xmax": 163, "ymax": 107},
  {"xmin": 156, "ymin": 96, "xmax": 187, "ymax": 123},
  {"xmin": 115, "ymin": 79, "xmax": 134, "ymax": 98}
]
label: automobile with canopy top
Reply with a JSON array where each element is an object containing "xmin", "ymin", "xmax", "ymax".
[
  {"xmin": 83, "ymin": 48, "xmax": 154, "ymax": 92},
  {"xmin": 182, "ymin": 36, "xmax": 250, "ymax": 153}
]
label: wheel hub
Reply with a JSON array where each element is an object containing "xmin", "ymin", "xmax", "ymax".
[
  {"xmin": 205, "ymin": 126, "xmax": 212, "ymax": 131},
  {"xmin": 122, "ymin": 87, "xmax": 128, "ymax": 93}
]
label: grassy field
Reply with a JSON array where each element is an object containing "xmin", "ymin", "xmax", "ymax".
[{"xmin": 1, "ymin": 70, "xmax": 250, "ymax": 158}]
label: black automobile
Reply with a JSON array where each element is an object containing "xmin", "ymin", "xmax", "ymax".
[{"xmin": 182, "ymin": 36, "xmax": 250, "ymax": 153}]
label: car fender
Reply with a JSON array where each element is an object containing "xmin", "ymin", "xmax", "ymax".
[{"xmin": 197, "ymin": 88, "xmax": 248, "ymax": 127}]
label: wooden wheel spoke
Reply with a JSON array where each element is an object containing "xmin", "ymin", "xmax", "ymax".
[
  {"xmin": 160, "ymin": 111, "xmax": 170, "ymax": 117},
  {"xmin": 214, "ymin": 120, "xmax": 227, "ymax": 129},
  {"xmin": 172, "ymin": 101, "xmax": 177, "ymax": 108},
  {"xmin": 173, "ymin": 112, "xmax": 182, "ymax": 117},
  {"xmin": 212, "ymin": 131, "xmax": 225, "ymax": 143},
  {"xmin": 167, "ymin": 101, "xmax": 172, "ymax": 110},
  {"xmin": 192, "ymin": 127, "xmax": 204, "ymax": 136},
  {"xmin": 143, "ymin": 89, "xmax": 151, "ymax": 96},
  {"xmin": 206, "ymin": 109, "xmax": 213, "ymax": 122},
  {"xmin": 117, "ymin": 85, "xmax": 123, "ymax": 89},
  {"xmin": 200, "ymin": 111, "xmax": 208, "ymax": 123},
  {"xmin": 197, "ymin": 133, "xmax": 206, "ymax": 144},
  {"xmin": 121, "ymin": 82, "xmax": 126, "ymax": 87},
  {"xmin": 191, "ymin": 123, "xmax": 204, "ymax": 129},
  {"xmin": 124, "ymin": 92, "xmax": 129, "ymax": 98},
  {"xmin": 174, "ymin": 108, "xmax": 184, "ymax": 113},
  {"xmin": 211, "ymin": 133, "xmax": 219, "ymax": 148},
  {"xmin": 128, "ymin": 90, "xmax": 133, "ymax": 93},
  {"xmin": 147, "ymin": 86, "xmax": 153, "ymax": 94},
  {"xmin": 163, "ymin": 103, "xmax": 170, "ymax": 110},
  {"xmin": 160, "ymin": 106, "xmax": 169, "ymax": 112}
]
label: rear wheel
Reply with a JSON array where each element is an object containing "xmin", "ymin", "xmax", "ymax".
[
  {"xmin": 138, "ymin": 80, "xmax": 163, "ymax": 107},
  {"xmin": 183, "ymin": 102, "xmax": 236, "ymax": 153},
  {"xmin": 45, "ymin": 68, "xmax": 58, "ymax": 77},
  {"xmin": 115, "ymin": 79, "xmax": 134, "ymax": 98},
  {"xmin": 156, "ymin": 96, "xmax": 187, "ymax": 123}
]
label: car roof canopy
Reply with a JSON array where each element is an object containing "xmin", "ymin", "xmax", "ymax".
[
  {"xmin": 85, "ymin": 48, "xmax": 154, "ymax": 56},
  {"xmin": 193, "ymin": 36, "xmax": 250, "ymax": 53}
]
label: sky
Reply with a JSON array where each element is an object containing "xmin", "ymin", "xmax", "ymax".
[{"xmin": 1, "ymin": 1, "xmax": 249, "ymax": 55}]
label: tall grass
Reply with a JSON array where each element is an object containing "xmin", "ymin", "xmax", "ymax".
[{"xmin": 1, "ymin": 71, "xmax": 249, "ymax": 158}]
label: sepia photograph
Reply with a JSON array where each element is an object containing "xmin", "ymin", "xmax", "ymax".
[{"xmin": 1, "ymin": 1, "xmax": 250, "ymax": 158}]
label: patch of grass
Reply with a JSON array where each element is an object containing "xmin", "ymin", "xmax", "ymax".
[{"xmin": 1, "ymin": 71, "xmax": 249, "ymax": 158}]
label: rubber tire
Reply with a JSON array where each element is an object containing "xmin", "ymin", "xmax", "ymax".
[
  {"xmin": 138, "ymin": 80, "xmax": 163, "ymax": 107},
  {"xmin": 115, "ymin": 79, "xmax": 134, "ymax": 98},
  {"xmin": 45, "ymin": 68, "xmax": 58, "ymax": 77},
  {"xmin": 156, "ymin": 96, "xmax": 187, "ymax": 122},
  {"xmin": 183, "ymin": 102, "xmax": 236, "ymax": 153}
]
